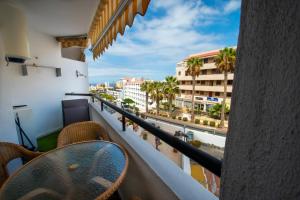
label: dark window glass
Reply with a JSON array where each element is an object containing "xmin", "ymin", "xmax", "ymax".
[
  {"xmin": 212, "ymin": 69, "xmax": 218, "ymax": 74},
  {"xmin": 227, "ymin": 80, "xmax": 233, "ymax": 85}
]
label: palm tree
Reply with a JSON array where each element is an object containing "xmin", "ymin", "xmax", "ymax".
[
  {"xmin": 140, "ymin": 81, "xmax": 153, "ymax": 113},
  {"xmin": 164, "ymin": 76, "xmax": 179, "ymax": 114},
  {"xmin": 150, "ymin": 81, "xmax": 164, "ymax": 115},
  {"xmin": 186, "ymin": 57, "xmax": 203, "ymax": 121},
  {"xmin": 215, "ymin": 47, "xmax": 236, "ymax": 128}
]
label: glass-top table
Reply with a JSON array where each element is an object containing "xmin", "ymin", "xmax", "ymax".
[{"xmin": 0, "ymin": 141, "xmax": 128, "ymax": 200}]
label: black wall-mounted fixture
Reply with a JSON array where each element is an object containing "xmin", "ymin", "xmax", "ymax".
[
  {"xmin": 76, "ymin": 70, "xmax": 87, "ymax": 78},
  {"xmin": 56, "ymin": 68, "xmax": 62, "ymax": 77},
  {"xmin": 21, "ymin": 65, "xmax": 28, "ymax": 76},
  {"xmin": 6, "ymin": 57, "xmax": 26, "ymax": 64}
]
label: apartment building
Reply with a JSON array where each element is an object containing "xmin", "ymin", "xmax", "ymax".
[
  {"xmin": 123, "ymin": 77, "xmax": 148, "ymax": 112},
  {"xmin": 175, "ymin": 49, "xmax": 234, "ymax": 111},
  {"xmin": 107, "ymin": 89, "xmax": 123, "ymax": 100},
  {"xmin": 115, "ymin": 79, "xmax": 124, "ymax": 89}
]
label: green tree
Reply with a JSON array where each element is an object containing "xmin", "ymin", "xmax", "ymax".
[
  {"xmin": 140, "ymin": 81, "xmax": 153, "ymax": 113},
  {"xmin": 186, "ymin": 57, "xmax": 203, "ymax": 121},
  {"xmin": 208, "ymin": 103, "xmax": 230, "ymax": 119},
  {"xmin": 123, "ymin": 98, "xmax": 135, "ymax": 106},
  {"xmin": 100, "ymin": 93, "xmax": 116, "ymax": 102},
  {"xmin": 164, "ymin": 76, "xmax": 179, "ymax": 114},
  {"xmin": 215, "ymin": 47, "xmax": 236, "ymax": 128},
  {"xmin": 150, "ymin": 81, "xmax": 164, "ymax": 115}
]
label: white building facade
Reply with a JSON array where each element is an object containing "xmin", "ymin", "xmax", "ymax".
[
  {"xmin": 107, "ymin": 89, "xmax": 123, "ymax": 100},
  {"xmin": 123, "ymin": 78, "xmax": 149, "ymax": 112}
]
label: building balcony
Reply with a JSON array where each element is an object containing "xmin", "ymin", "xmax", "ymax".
[
  {"xmin": 179, "ymin": 85, "xmax": 233, "ymax": 93},
  {"xmin": 201, "ymin": 63, "xmax": 218, "ymax": 70},
  {"xmin": 177, "ymin": 74, "xmax": 234, "ymax": 81}
]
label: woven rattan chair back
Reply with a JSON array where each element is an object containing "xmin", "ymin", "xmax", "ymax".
[
  {"xmin": 0, "ymin": 142, "xmax": 42, "ymax": 187},
  {"xmin": 57, "ymin": 121, "xmax": 110, "ymax": 147}
]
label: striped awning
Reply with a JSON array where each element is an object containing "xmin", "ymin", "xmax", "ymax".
[{"xmin": 89, "ymin": 0, "xmax": 151, "ymax": 59}]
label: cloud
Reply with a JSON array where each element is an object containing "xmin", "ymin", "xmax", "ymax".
[
  {"xmin": 87, "ymin": 0, "xmax": 240, "ymax": 82},
  {"xmin": 105, "ymin": 0, "xmax": 224, "ymax": 61},
  {"xmin": 224, "ymin": 0, "xmax": 241, "ymax": 13}
]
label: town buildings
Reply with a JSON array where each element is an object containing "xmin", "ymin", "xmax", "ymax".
[
  {"xmin": 175, "ymin": 49, "xmax": 234, "ymax": 112},
  {"xmin": 115, "ymin": 79, "xmax": 125, "ymax": 89},
  {"xmin": 123, "ymin": 77, "xmax": 153, "ymax": 112},
  {"xmin": 89, "ymin": 82, "xmax": 113, "ymax": 93},
  {"xmin": 106, "ymin": 89, "xmax": 123, "ymax": 100}
]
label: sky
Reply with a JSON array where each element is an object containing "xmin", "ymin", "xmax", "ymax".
[{"xmin": 86, "ymin": 0, "xmax": 241, "ymax": 84}]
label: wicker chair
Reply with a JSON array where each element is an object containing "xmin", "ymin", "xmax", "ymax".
[
  {"xmin": 0, "ymin": 142, "xmax": 42, "ymax": 187},
  {"xmin": 57, "ymin": 121, "xmax": 110, "ymax": 147}
]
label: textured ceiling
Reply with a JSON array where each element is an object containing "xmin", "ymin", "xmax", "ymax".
[{"xmin": 6, "ymin": 0, "xmax": 100, "ymax": 36}]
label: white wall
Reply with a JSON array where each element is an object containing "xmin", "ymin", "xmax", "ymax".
[
  {"xmin": 0, "ymin": 28, "xmax": 89, "ymax": 145},
  {"xmin": 187, "ymin": 128, "xmax": 226, "ymax": 148}
]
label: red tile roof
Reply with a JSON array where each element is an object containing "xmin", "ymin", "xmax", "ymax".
[
  {"xmin": 187, "ymin": 49, "xmax": 220, "ymax": 60},
  {"xmin": 185, "ymin": 47, "xmax": 236, "ymax": 60}
]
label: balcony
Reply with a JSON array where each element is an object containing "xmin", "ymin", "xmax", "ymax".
[
  {"xmin": 201, "ymin": 63, "xmax": 218, "ymax": 70},
  {"xmin": 179, "ymin": 85, "xmax": 233, "ymax": 93},
  {"xmin": 2, "ymin": 89, "xmax": 221, "ymax": 199},
  {"xmin": 66, "ymin": 93, "xmax": 221, "ymax": 199},
  {"xmin": 3, "ymin": 93, "xmax": 221, "ymax": 199},
  {"xmin": 1, "ymin": 1, "xmax": 298, "ymax": 199},
  {"xmin": 177, "ymin": 74, "xmax": 234, "ymax": 81}
]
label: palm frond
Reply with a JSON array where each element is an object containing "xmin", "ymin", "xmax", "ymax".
[
  {"xmin": 215, "ymin": 47, "xmax": 236, "ymax": 72},
  {"xmin": 186, "ymin": 57, "xmax": 203, "ymax": 77}
]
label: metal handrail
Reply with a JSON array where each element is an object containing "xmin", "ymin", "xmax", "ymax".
[{"xmin": 65, "ymin": 93, "xmax": 222, "ymax": 177}]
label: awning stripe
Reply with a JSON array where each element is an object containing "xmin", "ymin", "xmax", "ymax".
[{"xmin": 89, "ymin": 0, "xmax": 151, "ymax": 59}]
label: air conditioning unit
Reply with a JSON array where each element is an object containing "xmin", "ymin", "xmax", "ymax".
[{"xmin": 0, "ymin": 3, "xmax": 30, "ymax": 63}]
